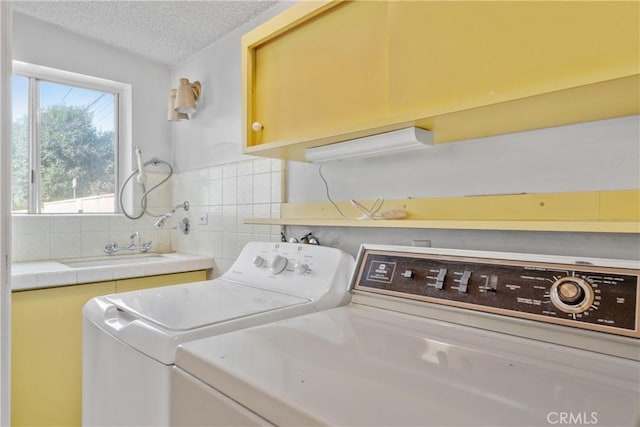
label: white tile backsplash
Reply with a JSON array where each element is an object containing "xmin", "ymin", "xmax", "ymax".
[
  {"xmin": 236, "ymin": 205, "xmax": 253, "ymax": 234},
  {"xmin": 208, "ymin": 205, "xmax": 224, "ymax": 232},
  {"xmin": 12, "ymin": 213, "xmax": 172, "ymax": 262},
  {"xmin": 253, "ymin": 172, "xmax": 271, "ymax": 204},
  {"xmin": 81, "ymin": 231, "xmax": 110, "ymax": 258},
  {"xmin": 51, "ymin": 232, "xmax": 82, "ymax": 259},
  {"xmin": 209, "ymin": 179, "xmax": 223, "ymax": 206},
  {"xmin": 210, "ymin": 166, "xmax": 223, "ymax": 180},
  {"xmin": 12, "ymin": 159, "xmax": 282, "ymax": 269},
  {"xmin": 237, "ymin": 161, "xmax": 253, "ymax": 176},
  {"xmin": 253, "ymin": 158, "xmax": 271, "ymax": 174},
  {"xmin": 221, "ymin": 205, "xmax": 237, "ymax": 233},
  {"xmin": 222, "ymin": 177, "xmax": 238, "ymax": 205},
  {"xmin": 237, "ymin": 175, "xmax": 254, "ymax": 205},
  {"xmin": 172, "ymin": 159, "xmax": 283, "ymax": 273},
  {"xmin": 222, "ymin": 164, "xmax": 237, "ymax": 178},
  {"xmin": 271, "ymin": 171, "xmax": 282, "ymax": 203},
  {"xmin": 222, "ymin": 232, "xmax": 238, "ymax": 260},
  {"xmin": 253, "ymin": 204, "xmax": 271, "ymax": 235},
  {"xmin": 271, "ymin": 159, "xmax": 283, "ymax": 173},
  {"xmin": 81, "ymin": 216, "xmax": 110, "ymax": 232},
  {"xmin": 14, "ymin": 232, "xmax": 51, "ymax": 261}
]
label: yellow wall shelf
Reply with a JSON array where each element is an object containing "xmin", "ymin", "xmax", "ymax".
[{"xmin": 244, "ymin": 190, "xmax": 640, "ymax": 234}]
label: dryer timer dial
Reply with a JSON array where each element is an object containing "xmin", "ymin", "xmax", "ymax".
[{"xmin": 549, "ymin": 277, "xmax": 595, "ymax": 314}]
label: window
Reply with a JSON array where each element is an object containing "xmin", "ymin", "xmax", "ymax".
[{"xmin": 11, "ymin": 62, "xmax": 126, "ymax": 214}]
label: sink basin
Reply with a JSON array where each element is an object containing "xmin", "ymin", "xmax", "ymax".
[{"xmin": 62, "ymin": 254, "xmax": 164, "ymax": 268}]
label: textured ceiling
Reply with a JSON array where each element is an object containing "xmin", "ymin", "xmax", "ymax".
[{"xmin": 12, "ymin": 0, "xmax": 279, "ymax": 66}]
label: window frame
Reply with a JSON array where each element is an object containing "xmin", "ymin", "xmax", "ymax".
[{"xmin": 12, "ymin": 61, "xmax": 132, "ymax": 214}]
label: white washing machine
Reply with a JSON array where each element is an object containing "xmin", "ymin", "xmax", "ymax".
[
  {"xmin": 173, "ymin": 244, "xmax": 640, "ymax": 426},
  {"xmin": 81, "ymin": 241, "xmax": 354, "ymax": 426}
]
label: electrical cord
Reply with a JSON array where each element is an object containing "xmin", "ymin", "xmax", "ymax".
[
  {"xmin": 318, "ymin": 162, "xmax": 348, "ymax": 218},
  {"xmin": 318, "ymin": 163, "xmax": 401, "ymax": 220}
]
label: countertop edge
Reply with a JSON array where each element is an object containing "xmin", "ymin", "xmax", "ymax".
[{"xmin": 11, "ymin": 253, "xmax": 215, "ymax": 291}]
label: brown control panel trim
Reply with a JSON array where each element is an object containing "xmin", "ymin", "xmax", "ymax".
[{"xmin": 353, "ymin": 250, "xmax": 640, "ymax": 338}]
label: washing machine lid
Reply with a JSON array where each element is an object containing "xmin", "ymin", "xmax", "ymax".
[
  {"xmin": 105, "ymin": 279, "xmax": 310, "ymax": 332},
  {"xmin": 175, "ymin": 305, "xmax": 640, "ymax": 427}
]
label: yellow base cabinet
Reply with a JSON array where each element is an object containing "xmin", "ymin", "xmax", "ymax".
[
  {"xmin": 11, "ymin": 281, "xmax": 115, "ymax": 427},
  {"xmin": 11, "ymin": 270, "xmax": 208, "ymax": 426},
  {"xmin": 242, "ymin": 0, "xmax": 639, "ymax": 161}
]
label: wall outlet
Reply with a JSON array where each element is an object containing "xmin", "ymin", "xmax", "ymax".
[
  {"xmin": 411, "ymin": 239, "xmax": 431, "ymax": 247},
  {"xmin": 198, "ymin": 213, "xmax": 208, "ymax": 225}
]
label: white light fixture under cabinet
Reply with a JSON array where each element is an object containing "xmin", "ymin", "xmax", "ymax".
[{"xmin": 305, "ymin": 127, "xmax": 433, "ymax": 162}]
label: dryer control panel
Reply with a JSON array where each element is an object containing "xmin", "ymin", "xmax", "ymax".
[{"xmin": 353, "ymin": 248, "xmax": 639, "ymax": 338}]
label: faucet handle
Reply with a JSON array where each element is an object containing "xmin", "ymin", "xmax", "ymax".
[
  {"xmin": 104, "ymin": 242, "xmax": 118, "ymax": 254},
  {"xmin": 139, "ymin": 241, "xmax": 152, "ymax": 253}
]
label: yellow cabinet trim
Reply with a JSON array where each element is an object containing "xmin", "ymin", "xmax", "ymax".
[
  {"xmin": 242, "ymin": 1, "xmax": 640, "ymax": 161},
  {"xmin": 244, "ymin": 1, "xmax": 390, "ymax": 150},
  {"xmin": 242, "ymin": 0, "xmax": 337, "ymax": 48},
  {"xmin": 242, "ymin": 0, "xmax": 339, "ymax": 152},
  {"xmin": 244, "ymin": 218, "xmax": 639, "ymax": 234},
  {"xmin": 243, "ymin": 73, "xmax": 639, "ymax": 162},
  {"xmin": 244, "ymin": 190, "xmax": 640, "ymax": 233}
]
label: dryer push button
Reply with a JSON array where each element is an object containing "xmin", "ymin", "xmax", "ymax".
[{"xmin": 459, "ymin": 270, "xmax": 471, "ymax": 293}]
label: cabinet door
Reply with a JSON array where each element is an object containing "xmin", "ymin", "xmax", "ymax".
[
  {"xmin": 11, "ymin": 281, "xmax": 115, "ymax": 427},
  {"xmin": 388, "ymin": 1, "xmax": 639, "ymax": 119},
  {"xmin": 115, "ymin": 270, "xmax": 207, "ymax": 293},
  {"xmin": 246, "ymin": 0, "xmax": 388, "ymax": 148}
]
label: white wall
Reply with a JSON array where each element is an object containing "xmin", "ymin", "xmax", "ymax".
[
  {"xmin": 170, "ymin": 2, "xmax": 293, "ymax": 170},
  {"xmin": 168, "ymin": 1, "xmax": 640, "ymax": 262},
  {"xmin": 288, "ymin": 116, "xmax": 640, "ymax": 259},
  {"xmin": 11, "ymin": 12, "xmax": 174, "ymax": 261},
  {"xmin": 168, "ymin": 2, "xmax": 293, "ymax": 272},
  {"xmin": 287, "ymin": 116, "xmax": 640, "ymax": 260},
  {"xmin": 12, "ymin": 12, "xmax": 172, "ymax": 161},
  {"xmin": 289, "ymin": 116, "xmax": 640, "ymax": 201}
]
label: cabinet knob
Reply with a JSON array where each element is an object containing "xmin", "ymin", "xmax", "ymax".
[{"xmin": 251, "ymin": 122, "xmax": 263, "ymax": 132}]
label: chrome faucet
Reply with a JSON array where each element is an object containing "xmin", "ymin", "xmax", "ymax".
[
  {"xmin": 104, "ymin": 232, "xmax": 152, "ymax": 255},
  {"xmin": 128, "ymin": 232, "xmax": 141, "ymax": 249}
]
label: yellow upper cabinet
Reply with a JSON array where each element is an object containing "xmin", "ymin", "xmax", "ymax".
[
  {"xmin": 388, "ymin": 1, "xmax": 640, "ymax": 142},
  {"xmin": 242, "ymin": 0, "xmax": 639, "ymax": 161},
  {"xmin": 244, "ymin": 0, "xmax": 389, "ymax": 152}
]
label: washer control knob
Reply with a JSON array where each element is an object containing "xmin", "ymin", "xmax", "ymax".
[
  {"xmin": 550, "ymin": 277, "xmax": 594, "ymax": 314},
  {"xmin": 294, "ymin": 262, "xmax": 309, "ymax": 275},
  {"xmin": 270, "ymin": 255, "xmax": 288, "ymax": 275},
  {"xmin": 253, "ymin": 256, "xmax": 265, "ymax": 267}
]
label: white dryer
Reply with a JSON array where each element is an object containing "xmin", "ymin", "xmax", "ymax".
[
  {"xmin": 82, "ymin": 241, "xmax": 354, "ymax": 426},
  {"xmin": 173, "ymin": 244, "xmax": 640, "ymax": 426}
]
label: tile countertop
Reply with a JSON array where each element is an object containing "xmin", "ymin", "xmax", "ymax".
[{"xmin": 11, "ymin": 252, "xmax": 215, "ymax": 291}]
